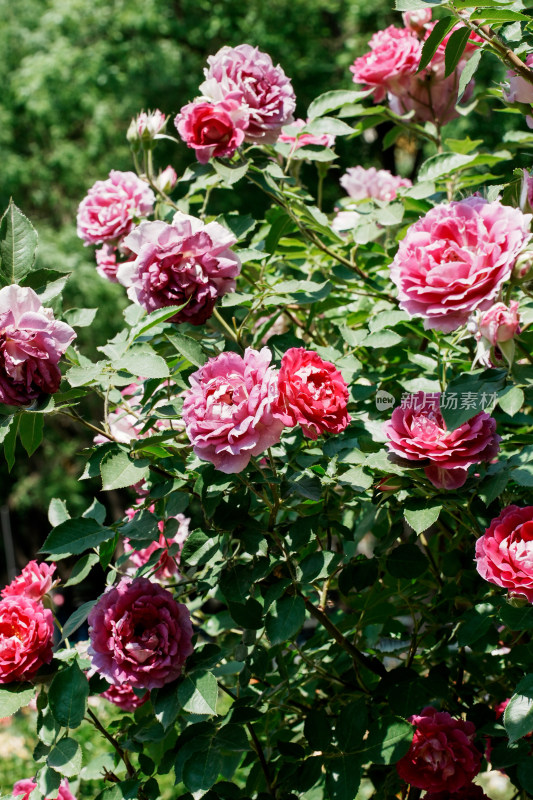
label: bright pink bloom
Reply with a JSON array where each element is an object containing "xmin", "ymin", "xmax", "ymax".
[
  {"xmin": 402, "ymin": 8, "xmax": 432, "ymax": 32},
  {"xmin": 340, "ymin": 166, "xmax": 411, "ymax": 202},
  {"xmin": 495, "ymin": 698, "xmax": 510, "ymax": 719},
  {"xmin": 478, "ymin": 301, "xmax": 520, "ymax": 346},
  {"xmin": 183, "ymin": 347, "xmax": 284, "ymax": 473},
  {"xmin": 384, "ymin": 392, "xmax": 500, "ymax": 490},
  {"xmin": 13, "ymin": 778, "xmax": 76, "ymax": 800},
  {"xmin": 88, "ymin": 577, "xmax": 193, "ymax": 690},
  {"xmin": 2, "ymin": 561, "xmax": 57, "ymax": 602},
  {"xmin": 76, "ymin": 170, "xmax": 155, "ymax": 246},
  {"xmin": 350, "ymin": 26, "xmax": 422, "ymax": 103},
  {"xmin": 390, "ymin": 196, "xmax": 531, "ymax": 332},
  {"xmin": 503, "ymin": 54, "xmax": 533, "ymax": 104},
  {"xmin": 200, "ymin": 44, "xmax": 296, "ymax": 143},
  {"xmin": 124, "ymin": 505, "xmax": 190, "ymax": 580},
  {"xmin": 0, "ymin": 285, "xmax": 76, "ymax": 406},
  {"xmin": 154, "ymin": 166, "xmax": 178, "ymax": 194},
  {"xmin": 101, "ymin": 682, "xmax": 149, "ymax": 712},
  {"xmin": 274, "ymin": 348, "xmax": 350, "ymax": 440},
  {"xmin": 396, "ymin": 706, "xmax": 481, "ymax": 793},
  {"xmin": 0, "ymin": 596, "xmax": 54, "ymax": 683},
  {"xmin": 278, "ymin": 119, "xmax": 335, "ymax": 150},
  {"xmin": 95, "ymin": 244, "xmax": 120, "ymax": 282},
  {"xmin": 476, "ymin": 505, "xmax": 533, "ymax": 602},
  {"xmin": 117, "ymin": 212, "xmax": 241, "ymax": 325},
  {"xmin": 175, "ymin": 97, "xmax": 249, "ymax": 163}
]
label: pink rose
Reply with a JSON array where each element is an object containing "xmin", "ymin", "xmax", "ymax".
[
  {"xmin": 273, "ymin": 348, "xmax": 350, "ymax": 440},
  {"xmin": 503, "ymin": 54, "xmax": 533, "ymax": 105},
  {"xmin": 278, "ymin": 119, "xmax": 335, "ymax": 150},
  {"xmin": 0, "ymin": 596, "xmax": 54, "ymax": 683},
  {"xmin": 2, "ymin": 561, "xmax": 57, "ymax": 602},
  {"xmin": 182, "ymin": 347, "xmax": 284, "ymax": 473},
  {"xmin": 402, "ymin": 8, "xmax": 432, "ymax": 33},
  {"xmin": 154, "ymin": 165, "xmax": 178, "ymax": 194},
  {"xmin": 350, "ymin": 26, "xmax": 422, "ymax": 103},
  {"xmin": 127, "ymin": 109, "xmax": 167, "ymax": 143},
  {"xmin": 88, "ymin": 577, "xmax": 194, "ymax": 690},
  {"xmin": 175, "ymin": 97, "xmax": 249, "ymax": 163},
  {"xmin": 12, "ymin": 778, "xmax": 76, "ymax": 800},
  {"xmin": 390, "ymin": 196, "xmax": 532, "ymax": 332},
  {"xmin": 76, "ymin": 170, "xmax": 155, "ymax": 246},
  {"xmin": 95, "ymin": 244, "xmax": 120, "ymax": 282},
  {"xmin": 0, "ymin": 285, "xmax": 76, "ymax": 406},
  {"xmin": 478, "ymin": 301, "xmax": 520, "ymax": 346},
  {"xmin": 475, "ymin": 505, "xmax": 533, "ymax": 602},
  {"xmin": 117, "ymin": 212, "xmax": 241, "ymax": 325},
  {"xmin": 384, "ymin": 392, "xmax": 500, "ymax": 490},
  {"xmin": 124, "ymin": 505, "xmax": 190, "ymax": 581},
  {"xmin": 340, "ymin": 166, "xmax": 411, "ymax": 202},
  {"xmin": 101, "ymin": 682, "xmax": 149, "ymax": 712},
  {"xmin": 200, "ymin": 44, "xmax": 296, "ymax": 143},
  {"xmin": 396, "ymin": 706, "xmax": 481, "ymax": 793}
]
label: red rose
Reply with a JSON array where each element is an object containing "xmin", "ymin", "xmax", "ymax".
[{"xmin": 0, "ymin": 596, "xmax": 54, "ymax": 683}]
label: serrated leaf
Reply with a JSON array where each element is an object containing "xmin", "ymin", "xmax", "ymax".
[
  {"xmin": 458, "ymin": 48, "xmax": 482, "ymax": 101},
  {"xmin": 499, "ymin": 386, "xmax": 524, "ymax": 417},
  {"xmin": 177, "ymin": 671, "xmax": 218, "ymax": 715},
  {"xmin": 48, "ymin": 498, "xmax": 70, "ymax": 527},
  {"xmin": 265, "ymin": 595, "xmax": 305, "ymax": 646},
  {"xmin": 100, "ymin": 450, "xmax": 150, "ymax": 490},
  {"xmin": 19, "ymin": 412, "xmax": 44, "ymax": 456},
  {"xmin": 0, "ymin": 201, "xmax": 38, "ymax": 286},
  {"xmin": 166, "ymin": 331, "xmax": 207, "ymax": 367},
  {"xmin": 59, "ymin": 600, "xmax": 97, "ymax": 643},
  {"xmin": 474, "ymin": 8, "xmax": 530, "ymax": 22},
  {"xmin": 308, "ymin": 90, "xmax": 371, "ymax": 119},
  {"xmin": 0, "ymin": 684, "xmax": 35, "ymax": 717},
  {"xmin": 62, "ymin": 308, "xmax": 98, "ymax": 327},
  {"xmin": 63, "ymin": 553, "xmax": 100, "ymax": 587},
  {"xmin": 117, "ymin": 347, "xmax": 169, "ymax": 379},
  {"xmin": 41, "ymin": 517, "xmax": 111, "ymax": 557},
  {"xmin": 49, "ymin": 661, "xmax": 89, "ymax": 729},
  {"xmin": 47, "ymin": 737, "xmax": 82, "ymax": 777},
  {"xmin": 325, "ymin": 756, "xmax": 361, "ymax": 800},
  {"xmin": 182, "ymin": 740, "xmax": 222, "ymax": 793},
  {"xmin": 444, "ymin": 26, "xmax": 471, "ymax": 78},
  {"xmin": 131, "ymin": 305, "xmax": 185, "ymax": 339},
  {"xmin": 387, "ymin": 543, "xmax": 429, "ymax": 578},
  {"xmin": 4, "ymin": 414, "xmax": 19, "ymax": 471},
  {"xmin": 505, "ymin": 675, "xmax": 533, "ymax": 743},
  {"xmin": 419, "ymin": 16, "xmax": 457, "ymax": 73},
  {"xmin": 404, "ymin": 503, "xmax": 442, "ymax": 534}
]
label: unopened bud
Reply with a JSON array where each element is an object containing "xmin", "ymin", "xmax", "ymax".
[
  {"xmin": 513, "ymin": 247, "xmax": 533, "ymax": 280},
  {"xmin": 507, "ymin": 591, "xmax": 529, "ymax": 608},
  {"xmin": 153, "ymin": 165, "xmax": 178, "ymax": 194},
  {"xmin": 127, "ymin": 109, "xmax": 168, "ymax": 146}
]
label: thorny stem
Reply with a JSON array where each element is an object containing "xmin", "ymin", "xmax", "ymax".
[
  {"xmin": 60, "ymin": 410, "xmax": 114, "ymax": 441},
  {"xmin": 86, "ymin": 707, "xmax": 139, "ymax": 786}
]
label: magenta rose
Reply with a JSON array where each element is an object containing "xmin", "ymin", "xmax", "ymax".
[
  {"xmin": 384, "ymin": 392, "xmax": 500, "ymax": 490},
  {"xmin": 12, "ymin": 778, "xmax": 76, "ymax": 800},
  {"xmin": 101, "ymin": 682, "xmax": 150, "ymax": 712},
  {"xmin": 183, "ymin": 347, "xmax": 284, "ymax": 473},
  {"xmin": 274, "ymin": 348, "xmax": 350, "ymax": 440},
  {"xmin": 478, "ymin": 301, "xmax": 520, "ymax": 346},
  {"xmin": 390, "ymin": 196, "xmax": 531, "ymax": 332},
  {"xmin": 76, "ymin": 170, "xmax": 155, "ymax": 246},
  {"xmin": 2, "ymin": 561, "xmax": 57, "ymax": 602},
  {"xmin": 350, "ymin": 26, "xmax": 422, "ymax": 103},
  {"xmin": 88, "ymin": 577, "xmax": 194, "ymax": 690},
  {"xmin": 0, "ymin": 285, "xmax": 76, "ymax": 406},
  {"xmin": 278, "ymin": 119, "xmax": 335, "ymax": 150},
  {"xmin": 175, "ymin": 97, "xmax": 249, "ymax": 163},
  {"xmin": 124, "ymin": 504, "xmax": 190, "ymax": 581},
  {"xmin": 396, "ymin": 706, "xmax": 481, "ymax": 793},
  {"xmin": 475, "ymin": 505, "xmax": 533, "ymax": 602},
  {"xmin": 200, "ymin": 44, "xmax": 296, "ymax": 143},
  {"xmin": 0, "ymin": 595, "xmax": 54, "ymax": 683},
  {"xmin": 117, "ymin": 212, "xmax": 241, "ymax": 325},
  {"xmin": 340, "ymin": 166, "xmax": 411, "ymax": 202}
]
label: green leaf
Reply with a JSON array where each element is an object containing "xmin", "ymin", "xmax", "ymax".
[
  {"xmin": 36, "ymin": 766, "xmax": 61, "ymax": 799},
  {"xmin": 3, "ymin": 414, "xmax": 19, "ymax": 472},
  {"xmin": 404, "ymin": 503, "xmax": 442, "ymax": 534},
  {"xmin": 265, "ymin": 595, "xmax": 306, "ymax": 646},
  {"xmin": 418, "ymin": 16, "xmax": 457, "ymax": 72},
  {"xmin": 325, "ymin": 757, "xmax": 361, "ymax": 800},
  {"xmin": 418, "ymin": 151, "xmax": 477, "ymax": 181},
  {"xmin": 386, "ymin": 543, "xmax": 429, "ymax": 578},
  {"xmin": 131, "ymin": 305, "xmax": 185, "ymax": 339},
  {"xmin": 166, "ymin": 331, "xmax": 207, "ymax": 367},
  {"xmin": 360, "ymin": 716, "xmax": 414, "ymax": 764},
  {"xmin": 499, "ymin": 386, "xmax": 524, "ymax": 417},
  {"xmin": 336, "ymin": 700, "xmax": 368, "ymax": 752},
  {"xmin": 304, "ymin": 117, "xmax": 354, "ymax": 136},
  {"xmin": 444, "ymin": 26, "xmax": 471, "ymax": 78},
  {"xmin": 48, "ymin": 498, "xmax": 70, "ymax": 527},
  {"xmin": 180, "ymin": 530, "xmax": 219, "ymax": 567},
  {"xmin": 474, "ymin": 8, "xmax": 530, "ymax": 22},
  {"xmin": 0, "ymin": 684, "xmax": 35, "ymax": 717},
  {"xmin": 458, "ymin": 48, "xmax": 482, "ymax": 101},
  {"xmin": 505, "ymin": 675, "xmax": 533, "ymax": 743},
  {"xmin": 440, "ymin": 368, "xmax": 507, "ymax": 430},
  {"xmin": 63, "ymin": 553, "xmax": 100, "ymax": 587},
  {"xmin": 47, "ymin": 737, "xmax": 82, "ymax": 777},
  {"xmin": 153, "ymin": 682, "xmax": 181, "ymax": 730},
  {"xmin": 19, "ymin": 412, "xmax": 44, "ymax": 456},
  {"xmin": 177, "ymin": 671, "xmax": 218, "ymax": 715},
  {"xmin": 59, "ymin": 600, "xmax": 97, "ymax": 643},
  {"xmin": 307, "ymin": 89, "xmax": 370, "ymax": 119},
  {"xmin": 457, "ymin": 603, "xmax": 495, "ymax": 646},
  {"xmin": 117, "ymin": 347, "xmax": 169, "ymax": 379},
  {"xmin": 49, "ymin": 661, "xmax": 89, "ymax": 729},
  {"xmin": 499, "ymin": 603, "xmax": 533, "ymax": 630},
  {"xmin": 182, "ymin": 740, "xmax": 222, "ymax": 793},
  {"xmin": 100, "ymin": 450, "xmax": 150, "ymax": 490},
  {"xmin": 62, "ymin": 308, "xmax": 98, "ymax": 327},
  {"xmin": 362, "ymin": 330, "xmax": 403, "ymax": 349},
  {"xmin": 212, "ymin": 159, "xmax": 249, "ymax": 186},
  {"xmin": 41, "ymin": 517, "xmax": 111, "ymax": 557},
  {"xmin": 305, "ymin": 709, "xmax": 333, "ymax": 751},
  {"xmin": 0, "ymin": 416, "xmax": 13, "ymax": 446},
  {"xmin": 0, "ymin": 201, "xmax": 38, "ymax": 286}
]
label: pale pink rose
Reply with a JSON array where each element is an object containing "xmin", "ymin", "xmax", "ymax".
[
  {"xmin": 124, "ymin": 504, "xmax": 190, "ymax": 581},
  {"xmin": 278, "ymin": 119, "xmax": 335, "ymax": 150},
  {"xmin": 77, "ymin": 170, "xmax": 155, "ymax": 246},
  {"xmin": 182, "ymin": 347, "xmax": 284, "ymax": 473},
  {"xmin": 12, "ymin": 778, "xmax": 76, "ymax": 800},
  {"xmin": 402, "ymin": 8, "xmax": 432, "ymax": 33},
  {"xmin": 0, "ymin": 596, "xmax": 54, "ymax": 683},
  {"xmin": 273, "ymin": 348, "xmax": 350, "ymax": 440},
  {"xmin": 127, "ymin": 109, "xmax": 167, "ymax": 143},
  {"xmin": 2, "ymin": 561, "xmax": 57, "ymax": 602},
  {"xmin": 88, "ymin": 577, "xmax": 194, "ymax": 689},
  {"xmin": 200, "ymin": 44, "xmax": 296, "ymax": 143},
  {"xmin": 396, "ymin": 706, "xmax": 481, "ymax": 793},
  {"xmin": 154, "ymin": 165, "xmax": 178, "ymax": 194},
  {"xmin": 0, "ymin": 285, "xmax": 76, "ymax": 406},
  {"xmin": 520, "ymin": 168, "xmax": 533, "ymax": 213},
  {"xmin": 478, "ymin": 301, "xmax": 520, "ymax": 346},
  {"xmin": 340, "ymin": 166, "xmax": 411, "ymax": 202},
  {"xmin": 117, "ymin": 212, "xmax": 241, "ymax": 325},
  {"xmin": 175, "ymin": 97, "xmax": 249, "ymax": 163},
  {"xmin": 101, "ymin": 682, "xmax": 149, "ymax": 712},
  {"xmin": 476, "ymin": 505, "xmax": 533, "ymax": 602},
  {"xmin": 384, "ymin": 392, "xmax": 500, "ymax": 490},
  {"xmin": 390, "ymin": 196, "xmax": 532, "ymax": 332},
  {"xmin": 503, "ymin": 54, "xmax": 533, "ymax": 104},
  {"xmin": 350, "ymin": 26, "xmax": 422, "ymax": 103}
]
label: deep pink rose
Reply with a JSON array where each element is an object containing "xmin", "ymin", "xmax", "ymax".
[
  {"xmin": 175, "ymin": 97, "xmax": 249, "ymax": 163},
  {"xmin": 274, "ymin": 348, "xmax": 350, "ymax": 440},
  {"xmin": 0, "ymin": 596, "xmax": 54, "ymax": 683},
  {"xmin": 124, "ymin": 504, "xmax": 190, "ymax": 581},
  {"xmin": 384, "ymin": 392, "xmax": 500, "ymax": 490},
  {"xmin": 154, "ymin": 165, "xmax": 178, "ymax": 194},
  {"xmin": 350, "ymin": 26, "xmax": 422, "ymax": 103},
  {"xmin": 402, "ymin": 8, "xmax": 432, "ymax": 33},
  {"xmin": 12, "ymin": 778, "xmax": 76, "ymax": 800},
  {"xmin": 396, "ymin": 706, "xmax": 481, "ymax": 793},
  {"xmin": 340, "ymin": 166, "xmax": 411, "ymax": 202},
  {"xmin": 88, "ymin": 577, "xmax": 194, "ymax": 690},
  {"xmin": 503, "ymin": 54, "xmax": 533, "ymax": 105},
  {"xmin": 200, "ymin": 44, "xmax": 296, "ymax": 143},
  {"xmin": 76, "ymin": 170, "xmax": 155, "ymax": 246},
  {"xmin": 101, "ymin": 682, "xmax": 149, "ymax": 712},
  {"xmin": 95, "ymin": 244, "xmax": 120, "ymax": 282},
  {"xmin": 2, "ymin": 561, "xmax": 57, "ymax": 602},
  {"xmin": 117, "ymin": 212, "xmax": 241, "ymax": 325},
  {"xmin": 425, "ymin": 785, "xmax": 489, "ymax": 800},
  {"xmin": 0, "ymin": 285, "xmax": 76, "ymax": 406},
  {"xmin": 278, "ymin": 119, "xmax": 335, "ymax": 150},
  {"xmin": 478, "ymin": 301, "xmax": 520, "ymax": 346},
  {"xmin": 127, "ymin": 109, "xmax": 167, "ymax": 143},
  {"xmin": 475, "ymin": 505, "xmax": 533, "ymax": 602},
  {"xmin": 183, "ymin": 347, "xmax": 284, "ymax": 473},
  {"xmin": 390, "ymin": 196, "xmax": 532, "ymax": 332}
]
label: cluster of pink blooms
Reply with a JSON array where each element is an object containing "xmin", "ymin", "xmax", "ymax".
[
  {"xmin": 182, "ymin": 346, "xmax": 351, "ymax": 473},
  {"xmin": 12, "ymin": 778, "xmax": 76, "ymax": 800},
  {"xmin": 123, "ymin": 503, "xmax": 190, "ymax": 581},
  {"xmin": 127, "ymin": 109, "xmax": 168, "ymax": 143},
  {"xmin": 0, "ymin": 285, "xmax": 76, "ymax": 406},
  {"xmin": 278, "ymin": 119, "xmax": 335, "ymax": 152},
  {"xmin": 175, "ymin": 44, "xmax": 296, "ymax": 162},
  {"xmin": 351, "ymin": 9, "xmax": 481, "ymax": 126},
  {"xmin": 0, "ymin": 561, "xmax": 56, "ymax": 683},
  {"xmin": 332, "ymin": 166, "xmax": 411, "ymax": 234},
  {"xmin": 503, "ymin": 53, "xmax": 533, "ymax": 128}
]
